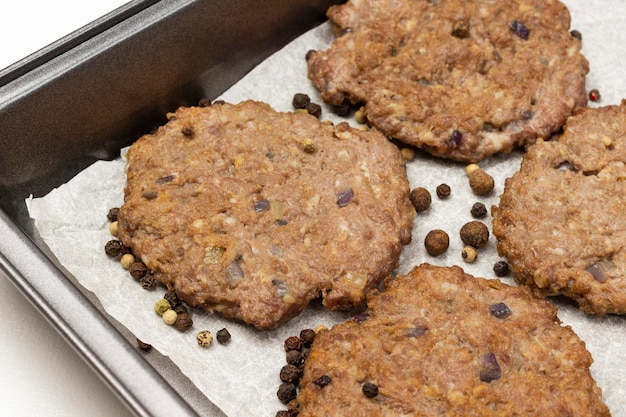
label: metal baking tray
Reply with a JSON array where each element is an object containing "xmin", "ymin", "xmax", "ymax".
[{"xmin": 0, "ymin": 1, "xmax": 340, "ymax": 415}]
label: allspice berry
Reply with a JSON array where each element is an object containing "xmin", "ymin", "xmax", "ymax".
[
  {"xmin": 424, "ymin": 229, "xmax": 450, "ymax": 256},
  {"xmin": 460, "ymin": 221, "xmax": 490, "ymax": 248},
  {"xmin": 410, "ymin": 187, "xmax": 432, "ymax": 212},
  {"xmin": 468, "ymin": 168, "xmax": 494, "ymax": 195}
]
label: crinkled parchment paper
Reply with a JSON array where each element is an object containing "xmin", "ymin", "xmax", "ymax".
[{"xmin": 26, "ymin": 1, "xmax": 626, "ymax": 415}]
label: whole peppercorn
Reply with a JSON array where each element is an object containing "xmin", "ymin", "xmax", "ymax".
[
  {"xmin": 109, "ymin": 221, "xmax": 119, "ymax": 237},
  {"xmin": 424, "ymin": 229, "xmax": 450, "ymax": 256},
  {"xmin": 589, "ymin": 89, "xmax": 601, "ymax": 102},
  {"xmin": 286, "ymin": 399, "xmax": 300, "ymax": 416},
  {"xmin": 154, "ymin": 298, "xmax": 171, "ymax": 316},
  {"xmin": 107, "ymin": 207, "xmax": 120, "ymax": 223},
  {"xmin": 277, "ymin": 383, "xmax": 298, "ymax": 404},
  {"xmin": 410, "ymin": 187, "xmax": 432, "ymax": 212},
  {"xmin": 493, "ymin": 261, "xmax": 510, "ymax": 277},
  {"xmin": 362, "ymin": 382, "xmax": 379, "ymax": 398},
  {"xmin": 292, "ymin": 93, "xmax": 311, "ymax": 109},
  {"xmin": 105, "ymin": 240, "xmax": 123, "ymax": 257},
  {"xmin": 299, "ymin": 328, "xmax": 317, "ymax": 347},
  {"xmin": 284, "ymin": 336, "xmax": 303, "ymax": 351},
  {"xmin": 120, "ymin": 253, "xmax": 135, "ymax": 269},
  {"xmin": 286, "ymin": 350, "xmax": 305, "ymax": 367},
  {"xmin": 174, "ymin": 312, "xmax": 193, "ymax": 332},
  {"xmin": 162, "ymin": 309, "xmax": 177, "ymax": 325},
  {"xmin": 305, "ymin": 102, "xmax": 322, "ymax": 119},
  {"xmin": 198, "ymin": 97, "xmax": 212, "ymax": 107},
  {"xmin": 333, "ymin": 101, "xmax": 351, "ymax": 117},
  {"xmin": 164, "ymin": 290, "xmax": 181, "ymax": 309},
  {"xmin": 467, "ymin": 166, "xmax": 494, "ymax": 195},
  {"xmin": 470, "ymin": 202, "xmax": 488, "ymax": 218},
  {"xmin": 129, "ymin": 261, "xmax": 148, "ymax": 280},
  {"xmin": 461, "ymin": 245, "xmax": 478, "ymax": 263},
  {"xmin": 436, "ymin": 183, "xmax": 451, "ymax": 199},
  {"xmin": 460, "ymin": 221, "xmax": 489, "ymax": 248},
  {"xmin": 280, "ymin": 364, "xmax": 302, "ymax": 383},
  {"xmin": 300, "ymin": 138, "xmax": 316, "ymax": 153},
  {"xmin": 139, "ymin": 273, "xmax": 156, "ymax": 289},
  {"xmin": 196, "ymin": 330, "xmax": 213, "ymax": 347},
  {"xmin": 216, "ymin": 328, "xmax": 232, "ymax": 344}
]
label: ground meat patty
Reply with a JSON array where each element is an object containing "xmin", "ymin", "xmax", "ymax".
[
  {"xmin": 307, "ymin": 0, "xmax": 589, "ymax": 162},
  {"xmin": 296, "ymin": 264, "xmax": 609, "ymax": 417},
  {"xmin": 492, "ymin": 102, "xmax": 626, "ymax": 315},
  {"xmin": 117, "ymin": 100, "xmax": 415, "ymax": 329}
]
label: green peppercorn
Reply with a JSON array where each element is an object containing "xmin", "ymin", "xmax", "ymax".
[{"xmin": 154, "ymin": 298, "xmax": 171, "ymax": 316}]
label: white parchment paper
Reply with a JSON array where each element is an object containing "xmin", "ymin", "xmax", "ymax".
[{"xmin": 26, "ymin": 1, "xmax": 626, "ymax": 415}]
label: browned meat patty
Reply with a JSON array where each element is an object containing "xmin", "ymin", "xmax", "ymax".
[
  {"xmin": 117, "ymin": 100, "xmax": 415, "ymax": 329},
  {"xmin": 492, "ymin": 101, "xmax": 626, "ymax": 315},
  {"xmin": 296, "ymin": 264, "xmax": 610, "ymax": 417},
  {"xmin": 307, "ymin": 0, "xmax": 589, "ymax": 162}
]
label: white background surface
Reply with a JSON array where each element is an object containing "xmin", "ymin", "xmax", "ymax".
[{"xmin": 1, "ymin": 3, "xmax": 135, "ymax": 416}]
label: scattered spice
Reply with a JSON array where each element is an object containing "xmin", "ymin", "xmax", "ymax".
[
  {"xmin": 162, "ymin": 309, "xmax": 177, "ymax": 325},
  {"xmin": 300, "ymin": 138, "xmax": 316, "ymax": 153},
  {"xmin": 570, "ymin": 29, "xmax": 582, "ymax": 41},
  {"xmin": 139, "ymin": 273, "xmax": 156, "ymax": 289},
  {"xmin": 510, "ymin": 19, "xmax": 529, "ymax": 40},
  {"xmin": 129, "ymin": 261, "xmax": 148, "ymax": 280},
  {"xmin": 589, "ymin": 89, "xmax": 601, "ymax": 102},
  {"xmin": 196, "ymin": 330, "xmax": 213, "ymax": 347},
  {"xmin": 120, "ymin": 253, "xmax": 135, "ymax": 269},
  {"xmin": 470, "ymin": 202, "xmax": 488, "ymax": 218},
  {"xmin": 461, "ymin": 245, "xmax": 478, "ymax": 263},
  {"xmin": 277, "ymin": 383, "xmax": 298, "ymax": 404},
  {"xmin": 198, "ymin": 97, "xmax": 211, "ymax": 107},
  {"xmin": 314, "ymin": 375, "xmax": 332, "ymax": 388},
  {"xmin": 154, "ymin": 298, "xmax": 171, "ymax": 316},
  {"xmin": 292, "ymin": 93, "xmax": 311, "ymax": 109},
  {"xmin": 109, "ymin": 221, "xmax": 119, "ymax": 237},
  {"xmin": 181, "ymin": 126, "xmax": 194, "ymax": 136},
  {"xmin": 174, "ymin": 312, "xmax": 193, "ymax": 331},
  {"xmin": 489, "ymin": 302, "xmax": 512, "ymax": 319},
  {"xmin": 460, "ymin": 221, "xmax": 489, "ymax": 248},
  {"xmin": 362, "ymin": 382, "xmax": 379, "ymax": 398},
  {"xmin": 467, "ymin": 167, "xmax": 494, "ymax": 195},
  {"xmin": 299, "ymin": 329, "xmax": 317, "ymax": 347},
  {"xmin": 284, "ymin": 336, "xmax": 303, "ymax": 351},
  {"xmin": 105, "ymin": 240, "xmax": 123, "ymax": 257},
  {"xmin": 286, "ymin": 350, "xmax": 305, "ymax": 367},
  {"xmin": 216, "ymin": 328, "xmax": 232, "ymax": 344},
  {"xmin": 305, "ymin": 102, "xmax": 322, "ymax": 118},
  {"xmin": 107, "ymin": 207, "xmax": 120, "ymax": 222},
  {"xmin": 334, "ymin": 101, "xmax": 351, "ymax": 117},
  {"xmin": 436, "ymin": 183, "xmax": 451, "ymax": 199},
  {"xmin": 410, "ymin": 187, "xmax": 432, "ymax": 212},
  {"xmin": 280, "ymin": 364, "xmax": 302, "ymax": 383},
  {"xmin": 164, "ymin": 290, "xmax": 181, "ymax": 309},
  {"xmin": 493, "ymin": 261, "xmax": 510, "ymax": 277},
  {"xmin": 424, "ymin": 229, "xmax": 450, "ymax": 256}
]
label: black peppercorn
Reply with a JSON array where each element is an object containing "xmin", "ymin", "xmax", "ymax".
[
  {"xmin": 333, "ymin": 101, "xmax": 351, "ymax": 117},
  {"xmin": 277, "ymin": 383, "xmax": 298, "ymax": 404},
  {"xmin": 436, "ymin": 183, "xmax": 451, "ymax": 199},
  {"xmin": 164, "ymin": 290, "xmax": 181, "ymax": 309},
  {"xmin": 174, "ymin": 312, "xmax": 193, "ymax": 332},
  {"xmin": 286, "ymin": 350, "xmax": 305, "ymax": 367},
  {"xmin": 129, "ymin": 261, "xmax": 148, "ymax": 280},
  {"xmin": 284, "ymin": 336, "xmax": 303, "ymax": 351},
  {"xmin": 105, "ymin": 240, "xmax": 123, "ymax": 257},
  {"xmin": 216, "ymin": 328, "xmax": 231, "ymax": 344},
  {"xmin": 305, "ymin": 102, "xmax": 322, "ymax": 118},
  {"xmin": 107, "ymin": 207, "xmax": 120, "ymax": 222},
  {"xmin": 292, "ymin": 93, "xmax": 311, "ymax": 109},
  {"xmin": 493, "ymin": 261, "xmax": 510, "ymax": 277},
  {"xmin": 470, "ymin": 202, "xmax": 488, "ymax": 218},
  {"xmin": 280, "ymin": 364, "xmax": 302, "ymax": 383},
  {"xmin": 139, "ymin": 273, "xmax": 156, "ymax": 289},
  {"xmin": 362, "ymin": 382, "xmax": 379, "ymax": 398},
  {"xmin": 299, "ymin": 328, "xmax": 316, "ymax": 347}
]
